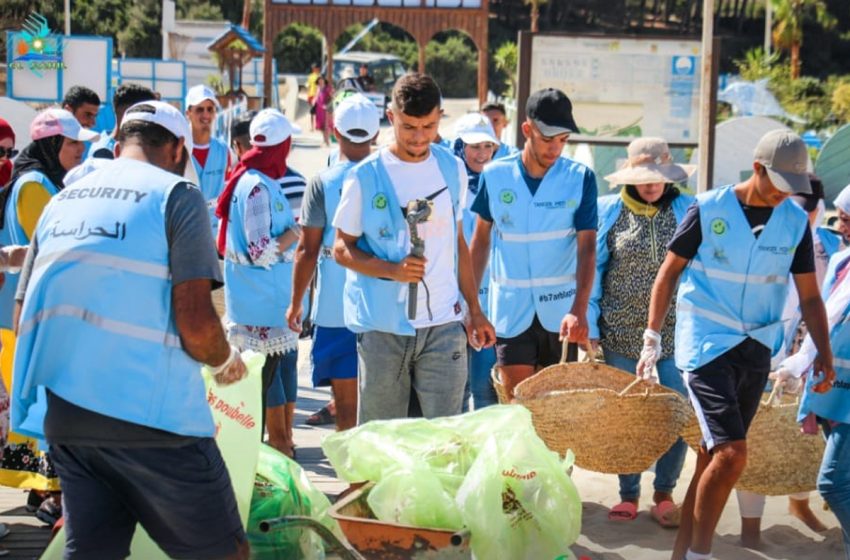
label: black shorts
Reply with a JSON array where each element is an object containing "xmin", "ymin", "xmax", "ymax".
[
  {"xmin": 495, "ymin": 315, "xmax": 561, "ymax": 368},
  {"xmin": 686, "ymin": 337, "xmax": 771, "ymax": 452},
  {"xmin": 50, "ymin": 438, "xmax": 245, "ymax": 560}
]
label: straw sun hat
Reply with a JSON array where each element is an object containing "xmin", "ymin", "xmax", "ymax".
[{"xmin": 604, "ymin": 137, "xmax": 696, "ymax": 186}]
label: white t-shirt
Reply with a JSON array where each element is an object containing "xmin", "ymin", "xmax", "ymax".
[{"xmin": 333, "ymin": 148, "xmax": 468, "ymax": 329}]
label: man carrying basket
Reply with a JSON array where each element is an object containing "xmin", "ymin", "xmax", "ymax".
[{"xmin": 637, "ymin": 130, "xmax": 835, "ymax": 560}]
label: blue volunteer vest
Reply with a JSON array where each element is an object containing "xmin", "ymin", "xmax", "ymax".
[
  {"xmin": 461, "ymin": 178, "xmax": 490, "ymax": 317},
  {"xmin": 88, "ymin": 134, "xmax": 116, "ymax": 158},
  {"xmin": 313, "ymin": 161, "xmax": 355, "ymax": 328},
  {"xmin": 818, "ymin": 227, "xmax": 842, "ymax": 260},
  {"xmin": 587, "ymin": 192, "xmax": 694, "ymax": 339},
  {"xmin": 482, "ymin": 154, "xmax": 588, "ymax": 337},
  {"xmin": 493, "ymin": 143, "xmax": 519, "ymax": 160},
  {"xmin": 674, "ymin": 186, "xmax": 808, "ymax": 372},
  {"xmin": 224, "ymin": 170, "xmax": 296, "ymax": 327},
  {"xmin": 343, "ymin": 146, "xmax": 461, "ymax": 336},
  {"xmin": 799, "ymin": 299, "xmax": 850, "ymax": 424},
  {"xmin": 0, "ymin": 171, "xmax": 60, "ymax": 330},
  {"xmin": 11, "ymin": 158, "xmax": 212, "ymax": 439},
  {"xmin": 192, "ymin": 138, "xmax": 228, "ymax": 235}
]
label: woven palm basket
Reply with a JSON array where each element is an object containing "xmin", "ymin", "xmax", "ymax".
[
  {"xmin": 510, "ymin": 348, "xmax": 693, "ymax": 474},
  {"xmin": 681, "ymin": 385, "xmax": 825, "ymax": 496}
]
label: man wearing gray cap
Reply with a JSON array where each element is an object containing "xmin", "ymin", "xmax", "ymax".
[{"xmin": 636, "ymin": 129, "xmax": 836, "ymax": 560}]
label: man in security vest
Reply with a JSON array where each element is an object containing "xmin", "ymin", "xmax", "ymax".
[
  {"xmin": 11, "ymin": 101, "xmax": 249, "ymax": 559},
  {"xmin": 333, "ymin": 73, "xmax": 496, "ymax": 423},
  {"xmin": 287, "ymin": 93, "xmax": 380, "ymax": 431},
  {"xmin": 186, "ymin": 84, "xmax": 232, "ymax": 238},
  {"xmin": 636, "ymin": 130, "xmax": 835, "ymax": 560},
  {"xmin": 469, "ymin": 88, "xmax": 598, "ymax": 398}
]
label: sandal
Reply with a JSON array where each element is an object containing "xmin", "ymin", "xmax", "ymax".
[
  {"xmin": 35, "ymin": 494, "xmax": 62, "ymax": 526},
  {"xmin": 650, "ymin": 500, "xmax": 681, "ymax": 528},
  {"xmin": 305, "ymin": 404, "xmax": 335, "ymax": 426},
  {"xmin": 608, "ymin": 501, "xmax": 638, "ymax": 521}
]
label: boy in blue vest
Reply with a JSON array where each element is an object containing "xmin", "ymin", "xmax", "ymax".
[
  {"xmin": 287, "ymin": 93, "xmax": 381, "ymax": 430},
  {"xmin": 89, "ymin": 83, "xmax": 157, "ymax": 160},
  {"xmin": 186, "ymin": 84, "xmax": 232, "ymax": 238},
  {"xmin": 469, "ymin": 88, "xmax": 598, "ymax": 398},
  {"xmin": 332, "ymin": 73, "xmax": 496, "ymax": 423},
  {"xmin": 12, "ymin": 101, "xmax": 249, "ymax": 559},
  {"xmin": 637, "ymin": 129, "xmax": 836, "ymax": 560}
]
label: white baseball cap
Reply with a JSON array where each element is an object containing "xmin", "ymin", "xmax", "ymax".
[
  {"xmin": 334, "ymin": 93, "xmax": 380, "ymax": 143},
  {"xmin": 453, "ymin": 113, "xmax": 499, "ymax": 146},
  {"xmin": 31, "ymin": 108, "xmax": 99, "ymax": 142},
  {"xmin": 185, "ymin": 84, "xmax": 221, "ymax": 110},
  {"xmin": 121, "ymin": 100, "xmax": 199, "ymax": 184},
  {"xmin": 249, "ymin": 109, "xmax": 299, "ymax": 147}
]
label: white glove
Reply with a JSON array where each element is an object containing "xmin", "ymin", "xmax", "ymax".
[
  {"xmin": 0, "ymin": 245, "xmax": 27, "ymax": 274},
  {"xmin": 636, "ymin": 329, "xmax": 662, "ymax": 382},
  {"xmin": 208, "ymin": 345, "xmax": 247, "ymax": 386},
  {"xmin": 769, "ymin": 367, "xmax": 803, "ymax": 394}
]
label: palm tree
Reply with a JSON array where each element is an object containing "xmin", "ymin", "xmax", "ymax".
[{"xmin": 771, "ymin": 0, "xmax": 835, "ymax": 79}]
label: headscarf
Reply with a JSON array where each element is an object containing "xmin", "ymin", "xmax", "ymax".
[
  {"xmin": 834, "ymin": 184, "xmax": 850, "ymax": 215},
  {"xmin": 0, "ymin": 119, "xmax": 15, "ymax": 188},
  {"xmin": 0, "ymin": 135, "xmax": 67, "ymax": 229},
  {"xmin": 215, "ymin": 138, "xmax": 292, "ymax": 255},
  {"xmin": 620, "ymin": 184, "xmax": 679, "ymax": 218},
  {"xmin": 453, "ymin": 137, "xmax": 482, "ymax": 196}
]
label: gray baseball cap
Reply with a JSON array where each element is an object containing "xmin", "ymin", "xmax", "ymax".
[{"xmin": 753, "ymin": 129, "xmax": 811, "ymax": 194}]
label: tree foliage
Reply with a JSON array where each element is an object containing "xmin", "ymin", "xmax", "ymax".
[
  {"xmin": 425, "ymin": 35, "xmax": 478, "ymax": 98},
  {"xmin": 274, "ymin": 24, "xmax": 323, "ymax": 74},
  {"xmin": 772, "ymin": 0, "xmax": 836, "ymax": 79}
]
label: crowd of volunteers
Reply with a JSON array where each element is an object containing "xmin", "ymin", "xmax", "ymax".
[{"xmin": 0, "ymin": 71, "xmax": 847, "ymax": 560}]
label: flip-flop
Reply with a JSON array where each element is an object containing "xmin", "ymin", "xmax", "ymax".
[
  {"xmin": 0, "ymin": 523, "xmax": 9, "ymax": 540},
  {"xmin": 608, "ymin": 502, "xmax": 638, "ymax": 521},
  {"xmin": 650, "ymin": 500, "xmax": 681, "ymax": 528},
  {"xmin": 304, "ymin": 404, "xmax": 335, "ymax": 426}
]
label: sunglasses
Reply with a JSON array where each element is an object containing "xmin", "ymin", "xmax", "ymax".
[{"xmin": 0, "ymin": 148, "xmax": 18, "ymax": 158}]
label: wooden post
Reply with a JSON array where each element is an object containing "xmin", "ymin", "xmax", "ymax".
[
  {"xmin": 262, "ymin": 0, "xmax": 273, "ymax": 108},
  {"xmin": 477, "ymin": 43, "xmax": 487, "ymax": 107},
  {"xmin": 696, "ymin": 0, "xmax": 715, "ymax": 193}
]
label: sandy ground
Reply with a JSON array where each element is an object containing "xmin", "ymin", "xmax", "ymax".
[{"xmin": 286, "ymin": 98, "xmax": 846, "ymax": 560}]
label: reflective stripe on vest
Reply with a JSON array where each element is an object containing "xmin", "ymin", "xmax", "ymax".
[
  {"xmin": 224, "ymin": 169, "xmax": 296, "ymax": 327},
  {"xmin": 674, "ymin": 185, "xmax": 808, "ymax": 372},
  {"xmin": 482, "ymin": 154, "xmax": 588, "ymax": 337},
  {"xmin": 343, "ymin": 146, "xmax": 461, "ymax": 335},
  {"xmin": 11, "ymin": 158, "xmax": 210, "ymax": 440}
]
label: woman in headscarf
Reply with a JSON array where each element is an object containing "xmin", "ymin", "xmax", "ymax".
[
  {"xmin": 0, "ymin": 119, "xmax": 16, "ymax": 191},
  {"xmin": 217, "ymin": 108, "xmax": 301, "ymax": 459},
  {"xmin": 0, "ymin": 108, "xmax": 97, "ymax": 525},
  {"xmin": 834, "ymin": 184, "xmax": 850, "ymax": 243},
  {"xmin": 588, "ymin": 137, "xmax": 695, "ymax": 526},
  {"xmin": 453, "ymin": 112, "xmax": 499, "ymax": 410}
]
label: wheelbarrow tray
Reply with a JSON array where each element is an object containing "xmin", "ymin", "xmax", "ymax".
[{"xmin": 329, "ymin": 482, "xmax": 470, "ymax": 559}]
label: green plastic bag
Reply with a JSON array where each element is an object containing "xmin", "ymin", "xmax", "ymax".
[
  {"xmin": 367, "ymin": 465, "xmax": 465, "ymax": 531},
  {"xmin": 321, "ymin": 405, "xmax": 529, "ymax": 483},
  {"xmin": 247, "ymin": 444, "xmax": 344, "ymax": 559},
  {"xmin": 455, "ymin": 426, "xmax": 581, "ymax": 560}
]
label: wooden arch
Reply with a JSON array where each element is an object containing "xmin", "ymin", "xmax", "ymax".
[{"xmin": 262, "ymin": 0, "xmax": 489, "ymax": 106}]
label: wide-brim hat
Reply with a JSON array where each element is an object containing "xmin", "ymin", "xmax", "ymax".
[{"xmin": 604, "ymin": 137, "xmax": 696, "ymax": 186}]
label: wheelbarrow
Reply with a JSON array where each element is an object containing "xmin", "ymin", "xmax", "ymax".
[{"xmin": 262, "ymin": 482, "xmax": 470, "ymax": 559}]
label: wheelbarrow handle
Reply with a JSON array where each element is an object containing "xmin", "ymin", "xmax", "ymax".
[{"xmin": 260, "ymin": 515, "xmax": 365, "ymax": 560}]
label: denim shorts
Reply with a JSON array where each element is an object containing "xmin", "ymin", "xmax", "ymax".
[{"xmin": 50, "ymin": 438, "xmax": 245, "ymax": 560}]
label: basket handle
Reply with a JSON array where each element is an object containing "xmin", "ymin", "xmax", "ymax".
[
  {"xmin": 618, "ymin": 376, "xmax": 645, "ymax": 397},
  {"xmin": 560, "ymin": 341, "xmax": 578, "ymax": 363},
  {"xmin": 559, "ymin": 341, "xmax": 597, "ymax": 364}
]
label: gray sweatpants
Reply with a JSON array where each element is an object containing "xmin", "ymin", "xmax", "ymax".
[{"xmin": 356, "ymin": 321, "xmax": 468, "ymax": 423}]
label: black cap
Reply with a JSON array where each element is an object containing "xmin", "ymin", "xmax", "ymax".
[
  {"xmin": 791, "ymin": 176, "xmax": 824, "ymax": 212},
  {"xmin": 526, "ymin": 88, "xmax": 579, "ymax": 136}
]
